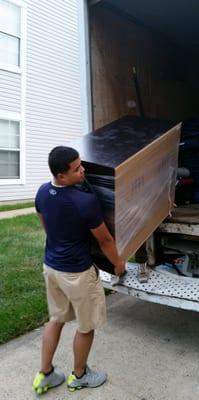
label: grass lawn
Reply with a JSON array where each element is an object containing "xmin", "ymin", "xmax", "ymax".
[
  {"xmin": 0, "ymin": 213, "xmax": 48, "ymax": 344},
  {"xmin": 0, "ymin": 212, "xmax": 131, "ymax": 344},
  {"xmin": 0, "ymin": 201, "xmax": 34, "ymax": 212}
]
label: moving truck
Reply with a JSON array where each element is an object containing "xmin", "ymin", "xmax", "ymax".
[{"xmin": 82, "ymin": 0, "xmax": 199, "ymax": 312}]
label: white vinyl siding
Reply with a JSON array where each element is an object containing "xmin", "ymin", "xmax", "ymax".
[
  {"xmin": 0, "ymin": 70, "xmax": 21, "ymax": 113},
  {"xmin": 0, "ymin": 0, "xmax": 90, "ymax": 201}
]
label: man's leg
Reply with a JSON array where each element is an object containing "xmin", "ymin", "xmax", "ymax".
[
  {"xmin": 135, "ymin": 242, "xmax": 149, "ymax": 283},
  {"xmin": 73, "ymin": 329, "xmax": 94, "ymax": 377},
  {"xmin": 67, "ymin": 328, "xmax": 106, "ymax": 391},
  {"xmin": 32, "ymin": 320, "xmax": 65, "ymax": 394},
  {"xmin": 135, "ymin": 242, "xmax": 148, "ymax": 264},
  {"xmin": 33, "ymin": 266, "xmax": 69, "ymax": 394},
  {"xmin": 67, "ymin": 267, "xmax": 107, "ymax": 391},
  {"xmin": 41, "ymin": 320, "xmax": 65, "ymax": 373}
]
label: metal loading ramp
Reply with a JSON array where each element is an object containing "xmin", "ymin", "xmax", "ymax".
[{"xmin": 100, "ymin": 263, "xmax": 199, "ymax": 312}]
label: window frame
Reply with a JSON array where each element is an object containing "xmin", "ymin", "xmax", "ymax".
[{"xmin": 0, "ymin": 0, "xmax": 26, "ymax": 74}]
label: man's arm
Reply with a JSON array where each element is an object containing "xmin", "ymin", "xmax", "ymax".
[{"xmin": 90, "ymin": 222, "xmax": 125, "ymax": 276}]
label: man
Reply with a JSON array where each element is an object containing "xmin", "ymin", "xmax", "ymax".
[{"xmin": 32, "ymin": 146, "xmax": 125, "ymax": 395}]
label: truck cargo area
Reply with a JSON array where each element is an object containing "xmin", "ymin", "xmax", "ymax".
[{"xmin": 88, "ymin": 1, "xmax": 199, "ymax": 310}]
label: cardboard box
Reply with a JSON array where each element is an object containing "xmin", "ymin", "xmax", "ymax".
[{"xmin": 75, "ymin": 116, "xmax": 181, "ymax": 272}]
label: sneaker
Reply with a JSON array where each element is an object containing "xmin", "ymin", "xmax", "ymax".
[
  {"xmin": 67, "ymin": 365, "xmax": 107, "ymax": 392},
  {"xmin": 32, "ymin": 367, "xmax": 65, "ymax": 395}
]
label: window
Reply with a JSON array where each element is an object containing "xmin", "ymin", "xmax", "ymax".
[
  {"xmin": 0, "ymin": 118, "xmax": 20, "ymax": 179},
  {"xmin": 0, "ymin": 0, "xmax": 22, "ymax": 72}
]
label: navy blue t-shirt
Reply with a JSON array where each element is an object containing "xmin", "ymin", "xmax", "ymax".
[{"xmin": 35, "ymin": 182, "xmax": 103, "ymax": 272}]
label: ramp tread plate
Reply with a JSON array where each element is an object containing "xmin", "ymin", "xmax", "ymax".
[{"xmin": 100, "ymin": 263, "xmax": 199, "ymax": 302}]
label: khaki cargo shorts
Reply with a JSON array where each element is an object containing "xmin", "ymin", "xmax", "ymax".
[{"xmin": 43, "ymin": 264, "xmax": 107, "ymax": 333}]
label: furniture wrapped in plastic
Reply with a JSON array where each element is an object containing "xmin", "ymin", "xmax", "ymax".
[{"xmin": 75, "ymin": 116, "xmax": 181, "ymax": 273}]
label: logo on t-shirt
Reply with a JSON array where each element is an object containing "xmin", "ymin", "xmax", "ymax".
[{"xmin": 49, "ymin": 188, "xmax": 57, "ymax": 195}]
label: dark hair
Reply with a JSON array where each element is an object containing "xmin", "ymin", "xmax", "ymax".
[{"xmin": 48, "ymin": 146, "xmax": 79, "ymax": 177}]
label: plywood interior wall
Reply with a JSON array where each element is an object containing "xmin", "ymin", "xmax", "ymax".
[{"xmin": 90, "ymin": 5, "xmax": 198, "ymax": 129}]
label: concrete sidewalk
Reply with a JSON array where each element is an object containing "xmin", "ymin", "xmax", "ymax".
[
  {"xmin": 1, "ymin": 293, "xmax": 199, "ymax": 400},
  {"xmin": 0, "ymin": 207, "xmax": 35, "ymax": 220}
]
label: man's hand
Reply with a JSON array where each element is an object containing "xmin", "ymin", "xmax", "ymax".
[
  {"xmin": 91, "ymin": 223, "xmax": 126, "ymax": 276},
  {"xmin": 114, "ymin": 260, "xmax": 126, "ymax": 276}
]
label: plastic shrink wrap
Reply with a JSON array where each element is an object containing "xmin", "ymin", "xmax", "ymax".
[{"xmin": 74, "ymin": 116, "xmax": 181, "ymax": 273}]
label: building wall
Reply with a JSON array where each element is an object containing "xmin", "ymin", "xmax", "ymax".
[
  {"xmin": 0, "ymin": 0, "xmax": 89, "ymax": 201},
  {"xmin": 0, "ymin": 71, "xmax": 21, "ymax": 114}
]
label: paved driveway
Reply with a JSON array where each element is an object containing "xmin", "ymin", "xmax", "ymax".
[{"xmin": 1, "ymin": 293, "xmax": 199, "ymax": 400}]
